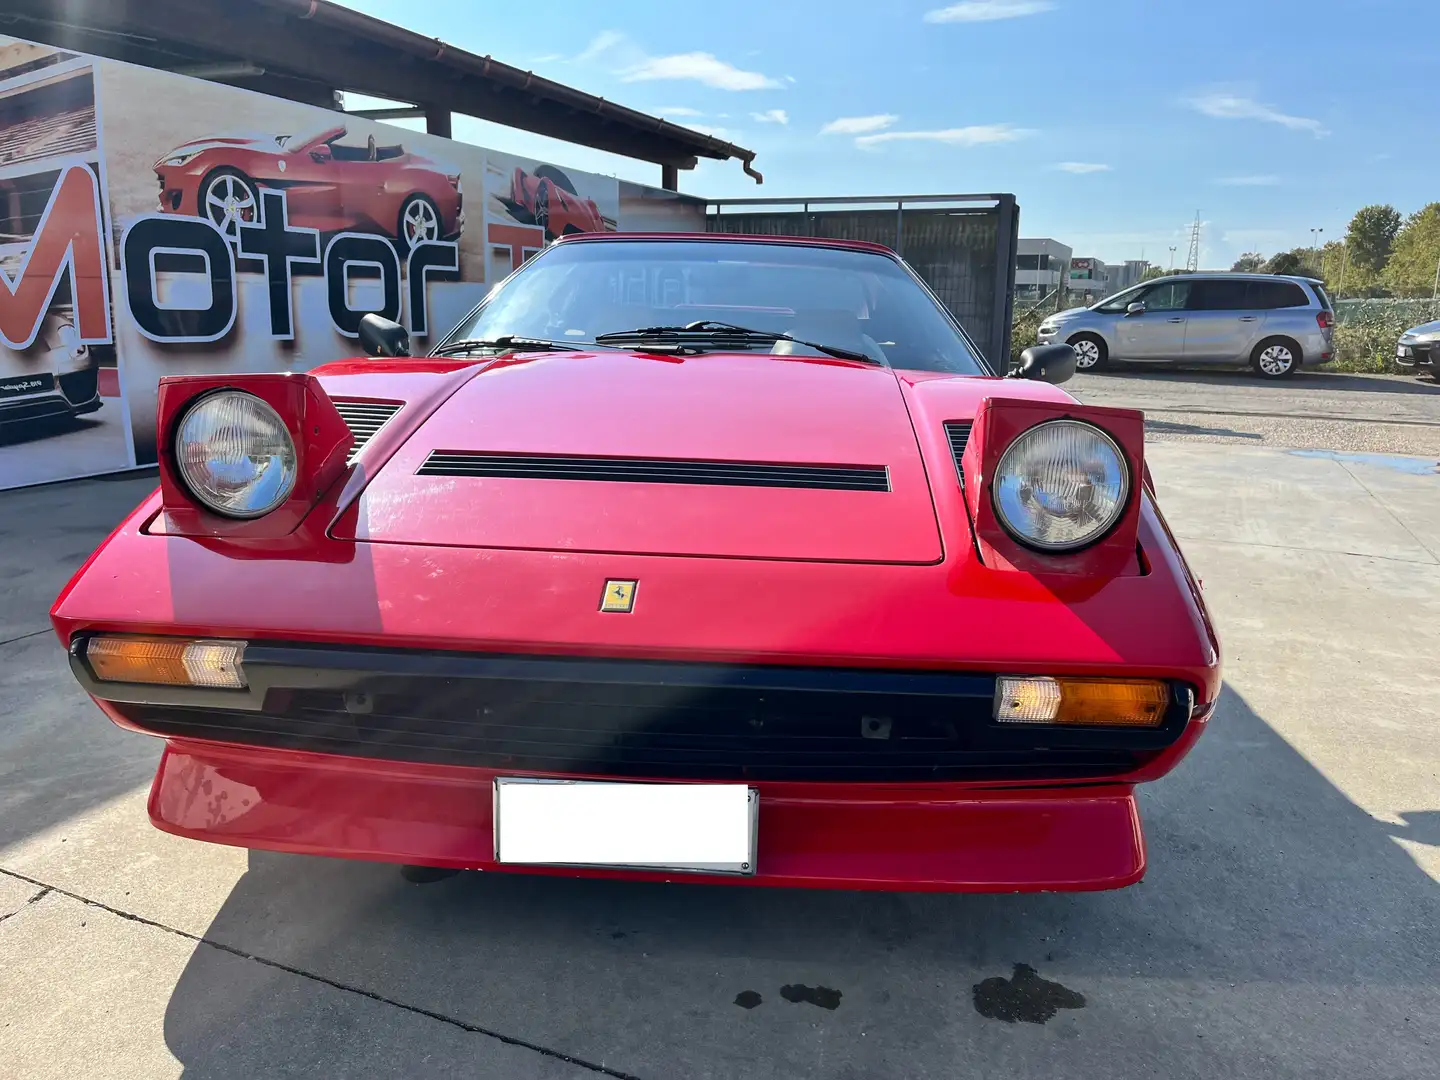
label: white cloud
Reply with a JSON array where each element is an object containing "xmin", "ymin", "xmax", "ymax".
[
  {"xmin": 1214, "ymin": 175, "xmax": 1281, "ymax": 186},
  {"xmin": 820, "ymin": 114, "xmax": 899, "ymax": 135},
  {"xmin": 854, "ymin": 124, "xmax": 1032, "ymax": 149},
  {"xmin": 751, "ymin": 109, "xmax": 788, "ymax": 124},
  {"xmin": 925, "ymin": 1, "xmax": 1056, "ymax": 23},
  {"xmin": 1054, "ymin": 161, "xmax": 1111, "ymax": 173},
  {"xmin": 1186, "ymin": 92, "xmax": 1329, "ymax": 136},
  {"xmin": 531, "ymin": 53, "xmax": 565, "ymax": 64},
  {"xmin": 575, "ymin": 31, "xmax": 627, "ymax": 64},
  {"xmin": 620, "ymin": 51, "xmax": 782, "ymax": 90},
  {"xmin": 655, "ymin": 106, "xmax": 704, "ymax": 117}
]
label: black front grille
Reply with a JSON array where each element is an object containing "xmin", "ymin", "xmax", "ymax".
[
  {"xmin": 0, "ymin": 372, "xmax": 55, "ymax": 399},
  {"xmin": 332, "ymin": 399, "xmax": 402, "ymax": 463},
  {"xmin": 113, "ymin": 649, "xmax": 1181, "ymax": 783},
  {"xmin": 417, "ymin": 452, "xmax": 892, "ymax": 492},
  {"xmin": 944, "ymin": 421, "xmax": 972, "ymax": 483}
]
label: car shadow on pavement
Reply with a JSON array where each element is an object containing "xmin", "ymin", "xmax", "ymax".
[{"xmin": 159, "ymin": 684, "xmax": 1440, "ymax": 1079}]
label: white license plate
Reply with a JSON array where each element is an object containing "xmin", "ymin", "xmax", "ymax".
[{"xmin": 493, "ymin": 779, "xmax": 757, "ymax": 874}]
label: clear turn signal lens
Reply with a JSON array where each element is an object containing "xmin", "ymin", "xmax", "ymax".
[
  {"xmin": 995, "ymin": 676, "xmax": 1168, "ymax": 727},
  {"xmin": 86, "ymin": 636, "xmax": 247, "ymax": 689}
]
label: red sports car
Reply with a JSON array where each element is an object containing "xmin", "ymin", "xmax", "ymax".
[
  {"xmin": 53, "ymin": 234, "xmax": 1220, "ymax": 893},
  {"xmin": 155, "ymin": 124, "xmax": 463, "ymax": 248},
  {"xmin": 507, "ymin": 165, "xmax": 609, "ymax": 240}
]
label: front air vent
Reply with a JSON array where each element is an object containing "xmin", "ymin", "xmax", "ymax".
[
  {"xmin": 944, "ymin": 421, "xmax": 972, "ymax": 483},
  {"xmin": 332, "ymin": 399, "xmax": 402, "ymax": 463},
  {"xmin": 417, "ymin": 452, "xmax": 891, "ymax": 492}
]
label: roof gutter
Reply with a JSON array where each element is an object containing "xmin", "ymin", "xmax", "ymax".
[{"xmin": 253, "ymin": 0, "xmax": 761, "ymax": 181}]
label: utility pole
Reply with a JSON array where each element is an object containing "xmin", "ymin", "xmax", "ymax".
[
  {"xmin": 1168, "ymin": 246, "xmax": 1177, "ymax": 271},
  {"xmin": 1432, "ymin": 250, "xmax": 1439, "ymax": 300},
  {"xmin": 1310, "ymin": 227, "xmax": 1324, "ymax": 275},
  {"xmin": 1184, "ymin": 211, "xmax": 1201, "ymax": 272}
]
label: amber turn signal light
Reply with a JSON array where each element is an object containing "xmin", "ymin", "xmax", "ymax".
[
  {"xmin": 85, "ymin": 636, "xmax": 247, "ymax": 689},
  {"xmin": 994, "ymin": 676, "xmax": 1168, "ymax": 727}
]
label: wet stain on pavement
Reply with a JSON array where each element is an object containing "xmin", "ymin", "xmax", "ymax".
[
  {"xmin": 780, "ymin": 984, "xmax": 843, "ymax": 1010},
  {"xmin": 734, "ymin": 990, "xmax": 763, "ymax": 1010},
  {"xmin": 973, "ymin": 964, "xmax": 1085, "ymax": 1024},
  {"xmin": 1290, "ymin": 448, "xmax": 1439, "ymax": 475}
]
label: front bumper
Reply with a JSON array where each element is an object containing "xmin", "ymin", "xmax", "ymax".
[
  {"xmin": 147, "ymin": 739, "xmax": 1148, "ymax": 891},
  {"xmin": 1396, "ymin": 341, "xmax": 1437, "ymax": 369},
  {"xmin": 0, "ymin": 369, "xmax": 101, "ymax": 425}
]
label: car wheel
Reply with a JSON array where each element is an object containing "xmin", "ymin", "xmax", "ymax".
[
  {"xmin": 532, "ymin": 165, "xmax": 578, "ymax": 195},
  {"xmin": 1068, "ymin": 333, "xmax": 1108, "ymax": 372},
  {"xmin": 1252, "ymin": 337, "xmax": 1300, "ymax": 379},
  {"xmin": 397, "ymin": 194, "xmax": 442, "ymax": 251},
  {"xmin": 199, "ymin": 167, "xmax": 259, "ymax": 241},
  {"xmin": 533, "ymin": 181, "xmax": 551, "ymax": 236}
]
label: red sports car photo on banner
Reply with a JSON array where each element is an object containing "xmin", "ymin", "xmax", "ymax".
[
  {"xmin": 154, "ymin": 123, "xmax": 464, "ymax": 248},
  {"xmin": 505, "ymin": 164, "xmax": 613, "ymax": 240}
]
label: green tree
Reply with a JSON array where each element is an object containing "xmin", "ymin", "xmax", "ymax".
[
  {"xmin": 1345, "ymin": 204, "xmax": 1401, "ymax": 273},
  {"xmin": 1383, "ymin": 202, "xmax": 1440, "ymax": 297},
  {"xmin": 1140, "ymin": 265, "xmax": 1168, "ymax": 281},
  {"xmin": 1231, "ymin": 252, "xmax": 1265, "ymax": 272},
  {"xmin": 1263, "ymin": 250, "xmax": 1305, "ymax": 275}
]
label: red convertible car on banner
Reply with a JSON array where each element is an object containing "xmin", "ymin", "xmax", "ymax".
[
  {"xmin": 53, "ymin": 234, "xmax": 1220, "ymax": 893},
  {"xmin": 505, "ymin": 164, "xmax": 610, "ymax": 240},
  {"xmin": 154, "ymin": 124, "xmax": 463, "ymax": 248}
]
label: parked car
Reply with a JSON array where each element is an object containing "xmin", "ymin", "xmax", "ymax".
[
  {"xmin": 505, "ymin": 165, "xmax": 608, "ymax": 240},
  {"xmin": 155, "ymin": 124, "xmax": 463, "ymax": 248},
  {"xmin": 0, "ymin": 311, "xmax": 101, "ymax": 429},
  {"xmin": 1037, "ymin": 272, "xmax": 1335, "ymax": 379},
  {"xmin": 1395, "ymin": 319, "xmax": 1440, "ymax": 379},
  {"xmin": 53, "ymin": 233, "xmax": 1220, "ymax": 894}
]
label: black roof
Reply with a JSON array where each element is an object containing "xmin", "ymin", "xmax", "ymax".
[{"xmin": 0, "ymin": 0, "xmax": 760, "ymax": 179}]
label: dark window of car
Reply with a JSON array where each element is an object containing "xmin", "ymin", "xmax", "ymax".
[
  {"xmin": 1094, "ymin": 285, "xmax": 1146, "ymax": 313},
  {"xmin": 444, "ymin": 239, "xmax": 987, "ymax": 375},
  {"xmin": 1188, "ymin": 279, "xmax": 1250, "ymax": 311},
  {"xmin": 1139, "ymin": 281, "xmax": 1191, "ymax": 312},
  {"xmin": 1246, "ymin": 280, "xmax": 1311, "ymax": 309}
]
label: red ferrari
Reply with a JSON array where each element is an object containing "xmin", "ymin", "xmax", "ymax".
[
  {"xmin": 154, "ymin": 124, "xmax": 463, "ymax": 248},
  {"xmin": 507, "ymin": 165, "xmax": 609, "ymax": 240},
  {"xmin": 53, "ymin": 234, "xmax": 1220, "ymax": 893}
]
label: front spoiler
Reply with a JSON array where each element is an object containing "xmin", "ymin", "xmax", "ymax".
[{"xmin": 149, "ymin": 740, "xmax": 1147, "ymax": 892}]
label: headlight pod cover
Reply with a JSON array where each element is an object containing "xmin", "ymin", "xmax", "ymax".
[
  {"xmin": 993, "ymin": 419, "xmax": 1129, "ymax": 551},
  {"xmin": 175, "ymin": 391, "xmax": 298, "ymax": 518},
  {"xmin": 156, "ymin": 372, "xmax": 355, "ymax": 538},
  {"xmin": 958, "ymin": 396, "xmax": 1145, "ymax": 579}
]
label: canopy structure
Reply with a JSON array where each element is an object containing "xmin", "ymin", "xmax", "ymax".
[{"xmin": 0, "ymin": 0, "xmax": 760, "ymax": 189}]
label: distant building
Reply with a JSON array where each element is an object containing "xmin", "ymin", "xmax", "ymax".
[
  {"xmin": 1067, "ymin": 257, "xmax": 1109, "ymax": 299},
  {"xmin": 1015, "ymin": 238, "xmax": 1071, "ymax": 302},
  {"xmin": 1102, "ymin": 260, "xmax": 1149, "ymax": 294}
]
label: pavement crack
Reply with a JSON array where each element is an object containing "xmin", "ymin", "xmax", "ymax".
[
  {"xmin": 0, "ymin": 867, "xmax": 643, "ymax": 1080},
  {"xmin": 0, "ymin": 629, "xmax": 51, "ymax": 648},
  {"xmin": 1334, "ymin": 460, "xmax": 1440, "ymax": 564},
  {"xmin": 1174, "ymin": 533, "xmax": 1440, "ymax": 566},
  {"xmin": 0, "ymin": 886, "xmax": 50, "ymax": 925}
]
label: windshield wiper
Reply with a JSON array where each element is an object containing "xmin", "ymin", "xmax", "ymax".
[
  {"xmin": 593, "ymin": 320, "xmax": 881, "ymax": 365},
  {"xmin": 431, "ymin": 335, "xmax": 590, "ymax": 357}
]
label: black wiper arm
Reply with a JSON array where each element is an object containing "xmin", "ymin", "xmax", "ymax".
[
  {"xmin": 593, "ymin": 320, "xmax": 880, "ymax": 365},
  {"xmin": 431, "ymin": 335, "xmax": 589, "ymax": 357}
]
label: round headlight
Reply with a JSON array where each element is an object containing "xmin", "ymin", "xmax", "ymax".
[
  {"xmin": 174, "ymin": 391, "xmax": 297, "ymax": 518},
  {"xmin": 992, "ymin": 419, "xmax": 1129, "ymax": 551}
]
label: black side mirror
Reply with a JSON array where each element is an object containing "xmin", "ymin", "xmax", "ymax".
[
  {"xmin": 1009, "ymin": 343, "xmax": 1076, "ymax": 385},
  {"xmin": 358, "ymin": 313, "xmax": 410, "ymax": 358}
]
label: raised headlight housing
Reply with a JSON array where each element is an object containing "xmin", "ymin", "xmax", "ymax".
[
  {"xmin": 992, "ymin": 419, "xmax": 1130, "ymax": 551},
  {"xmin": 174, "ymin": 390, "xmax": 298, "ymax": 518}
]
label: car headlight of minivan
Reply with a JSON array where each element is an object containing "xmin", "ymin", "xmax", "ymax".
[
  {"xmin": 993, "ymin": 419, "xmax": 1130, "ymax": 551},
  {"xmin": 174, "ymin": 391, "xmax": 298, "ymax": 518}
]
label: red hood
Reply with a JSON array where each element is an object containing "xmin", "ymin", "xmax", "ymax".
[{"xmin": 329, "ymin": 352, "xmax": 949, "ymax": 564}]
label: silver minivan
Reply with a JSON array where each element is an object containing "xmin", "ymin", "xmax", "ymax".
[{"xmin": 1036, "ymin": 273, "xmax": 1335, "ymax": 379}]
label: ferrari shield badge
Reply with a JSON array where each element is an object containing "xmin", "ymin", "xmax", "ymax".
[{"xmin": 600, "ymin": 579, "xmax": 638, "ymax": 613}]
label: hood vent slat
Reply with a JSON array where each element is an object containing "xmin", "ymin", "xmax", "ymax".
[
  {"xmin": 417, "ymin": 452, "xmax": 891, "ymax": 492},
  {"xmin": 944, "ymin": 421, "xmax": 972, "ymax": 483},
  {"xmin": 333, "ymin": 399, "xmax": 403, "ymax": 463}
]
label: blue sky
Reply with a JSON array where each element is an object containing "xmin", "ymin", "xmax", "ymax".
[{"xmin": 340, "ymin": 0, "xmax": 1435, "ymax": 268}]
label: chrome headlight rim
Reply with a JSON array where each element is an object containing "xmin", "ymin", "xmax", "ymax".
[
  {"xmin": 991, "ymin": 418, "xmax": 1132, "ymax": 553},
  {"xmin": 173, "ymin": 389, "xmax": 298, "ymax": 519}
]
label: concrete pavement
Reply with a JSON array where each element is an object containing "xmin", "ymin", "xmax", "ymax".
[{"xmin": 1, "ymin": 442, "xmax": 1437, "ymax": 1079}]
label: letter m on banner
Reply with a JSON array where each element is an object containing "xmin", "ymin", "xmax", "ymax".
[{"xmin": 0, "ymin": 165, "xmax": 112, "ymax": 351}]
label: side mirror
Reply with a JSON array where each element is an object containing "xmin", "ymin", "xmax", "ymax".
[
  {"xmin": 1009, "ymin": 343, "xmax": 1076, "ymax": 385},
  {"xmin": 358, "ymin": 313, "xmax": 410, "ymax": 358},
  {"xmin": 310, "ymin": 148, "xmax": 331, "ymax": 163},
  {"xmin": 1125, "ymin": 302, "xmax": 1146, "ymax": 316}
]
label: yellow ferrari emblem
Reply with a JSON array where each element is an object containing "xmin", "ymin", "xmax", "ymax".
[{"xmin": 600, "ymin": 579, "xmax": 638, "ymax": 613}]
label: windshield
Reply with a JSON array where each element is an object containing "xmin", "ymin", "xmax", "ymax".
[{"xmin": 440, "ymin": 239, "xmax": 987, "ymax": 374}]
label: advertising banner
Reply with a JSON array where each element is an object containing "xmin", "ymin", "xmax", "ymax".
[{"xmin": 0, "ymin": 32, "xmax": 705, "ymax": 490}]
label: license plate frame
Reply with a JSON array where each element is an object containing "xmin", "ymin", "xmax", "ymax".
[{"xmin": 493, "ymin": 778, "xmax": 758, "ymax": 875}]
